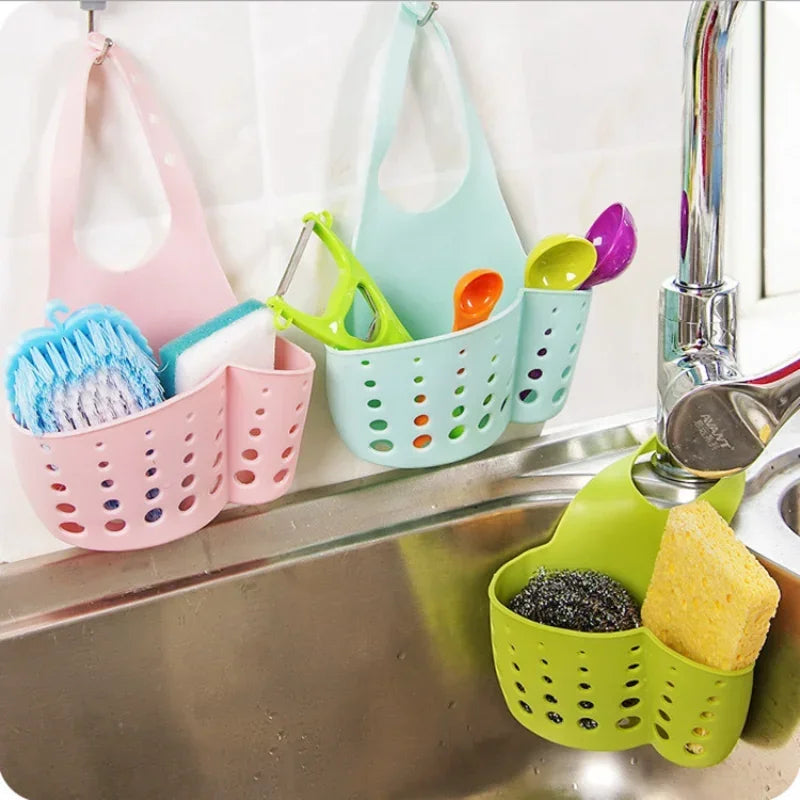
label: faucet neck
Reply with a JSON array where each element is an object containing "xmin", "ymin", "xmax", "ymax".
[{"xmin": 679, "ymin": 0, "xmax": 744, "ymax": 289}]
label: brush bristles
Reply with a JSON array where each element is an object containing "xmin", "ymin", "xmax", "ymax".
[{"xmin": 12, "ymin": 318, "xmax": 163, "ymax": 435}]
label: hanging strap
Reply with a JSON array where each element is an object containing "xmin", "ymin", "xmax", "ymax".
[
  {"xmin": 48, "ymin": 33, "xmax": 224, "ymax": 285},
  {"xmin": 363, "ymin": 1, "xmax": 498, "ymax": 201},
  {"xmin": 46, "ymin": 33, "xmax": 237, "ymax": 349}
]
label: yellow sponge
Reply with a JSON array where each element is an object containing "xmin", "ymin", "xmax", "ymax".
[{"xmin": 642, "ymin": 499, "xmax": 780, "ymax": 671}]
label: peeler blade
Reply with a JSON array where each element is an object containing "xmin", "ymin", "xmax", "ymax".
[{"xmin": 274, "ymin": 219, "xmax": 316, "ymax": 298}]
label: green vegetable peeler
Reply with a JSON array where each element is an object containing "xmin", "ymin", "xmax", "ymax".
[{"xmin": 266, "ymin": 211, "xmax": 413, "ymax": 350}]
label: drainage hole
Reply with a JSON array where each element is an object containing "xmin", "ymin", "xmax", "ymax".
[
  {"xmin": 59, "ymin": 522, "xmax": 85, "ymax": 534},
  {"xmin": 369, "ymin": 439, "xmax": 394, "ymax": 453}
]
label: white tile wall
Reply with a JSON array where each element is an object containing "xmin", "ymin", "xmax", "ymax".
[{"xmin": 0, "ymin": 0, "xmax": 690, "ymax": 563}]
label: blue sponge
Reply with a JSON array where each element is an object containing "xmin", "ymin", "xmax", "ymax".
[{"xmin": 158, "ymin": 299, "xmax": 275, "ymax": 398}]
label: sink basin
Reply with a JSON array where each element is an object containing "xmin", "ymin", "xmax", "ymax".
[
  {"xmin": 780, "ymin": 484, "xmax": 800, "ymax": 537},
  {"xmin": 0, "ymin": 413, "xmax": 798, "ymax": 799}
]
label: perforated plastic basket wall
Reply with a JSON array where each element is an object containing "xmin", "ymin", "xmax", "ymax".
[
  {"xmin": 326, "ymin": 288, "xmax": 592, "ymax": 468},
  {"xmin": 10, "ymin": 338, "xmax": 314, "ymax": 551},
  {"xmin": 513, "ymin": 289, "xmax": 591, "ymax": 423},
  {"xmin": 491, "ymin": 573, "xmax": 753, "ymax": 767}
]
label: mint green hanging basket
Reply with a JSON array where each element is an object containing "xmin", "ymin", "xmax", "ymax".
[
  {"xmin": 325, "ymin": 287, "xmax": 591, "ymax": 468},
  {"xmin": 327, "ymin": 2, "xmax": 593, "ymax": 469}
]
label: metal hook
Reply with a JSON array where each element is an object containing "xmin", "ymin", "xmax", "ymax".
[
  {"xmin": 417, "ymin": 1, "xmax": 438, "ymax": 26},
  {"xmin": 79, "ymin": 1, "xmax": 107, "ymax": 34},
  {"xmin": 93, "ymin": 36, "xmax": 113, "ymax": 64}
]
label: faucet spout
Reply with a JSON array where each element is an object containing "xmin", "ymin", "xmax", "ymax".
[
  {"xmin": 656, "ymin": 1, "xmax": 746, "ymax": 480},
  {"xmin": 680, "ymin": 0, "xmax": 744, "ymax": 289},
  {"xmin": 655, "ymin": 2, "xmax": 800, "ymax": 478}
]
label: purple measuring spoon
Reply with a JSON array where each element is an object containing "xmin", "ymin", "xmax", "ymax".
[{"xmin": 580, "ymin": 203, "xmax": 637, "ymax": 289}]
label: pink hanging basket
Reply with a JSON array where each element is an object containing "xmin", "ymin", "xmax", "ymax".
[
  {"xmin": 10, "ymin": 339, "xmax": 314, "ymax": 551},
  {"xmin": 9, "ymin": 35, "xmax": 317, "ymax": 551}
]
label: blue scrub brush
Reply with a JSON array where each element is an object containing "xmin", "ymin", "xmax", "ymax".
[{"xmin": 5, "ymin": 300, "xmax": 164, "ymax": 435}]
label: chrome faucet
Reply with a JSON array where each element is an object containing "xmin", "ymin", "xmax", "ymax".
[{"xmin": 655, "ymin": 0, "xmax": 800, "ymax": 481}]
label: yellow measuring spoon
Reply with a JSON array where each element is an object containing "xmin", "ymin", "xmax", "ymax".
[{"xmin": 524, "ymin": 234, "xmax": 597, "ymax": 290}]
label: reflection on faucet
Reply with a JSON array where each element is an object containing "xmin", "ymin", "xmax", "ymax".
[{"xmin": 655, "ymin": 1, "xmax": 800, "ymax": 480}]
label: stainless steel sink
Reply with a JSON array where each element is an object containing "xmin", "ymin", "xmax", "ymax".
[
  {"xmin": 0, "ymin": 413, "xmax": 798, "ymax": 799},
  {"xmin": 780, "ymin": 485, "xmax": 800, "ymax": 538}
]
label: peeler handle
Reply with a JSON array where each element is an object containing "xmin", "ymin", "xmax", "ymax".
[{"xmin": 267, "ymin": 212, "xmax": 412, "ymax": 350}]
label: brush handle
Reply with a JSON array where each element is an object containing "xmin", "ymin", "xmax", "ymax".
[{"xmin": 47, "ymin": 33, "xmax": 236, "ymax": 351}]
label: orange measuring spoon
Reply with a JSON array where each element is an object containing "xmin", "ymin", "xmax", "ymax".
[{"xmin": 452, "ymin": 269, "xmax": 504, "ymax": 332}]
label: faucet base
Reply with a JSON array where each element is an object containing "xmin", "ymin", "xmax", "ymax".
[{"xmin": 650, "ymin": 446, "xmax": 720, "ymax": 486}]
